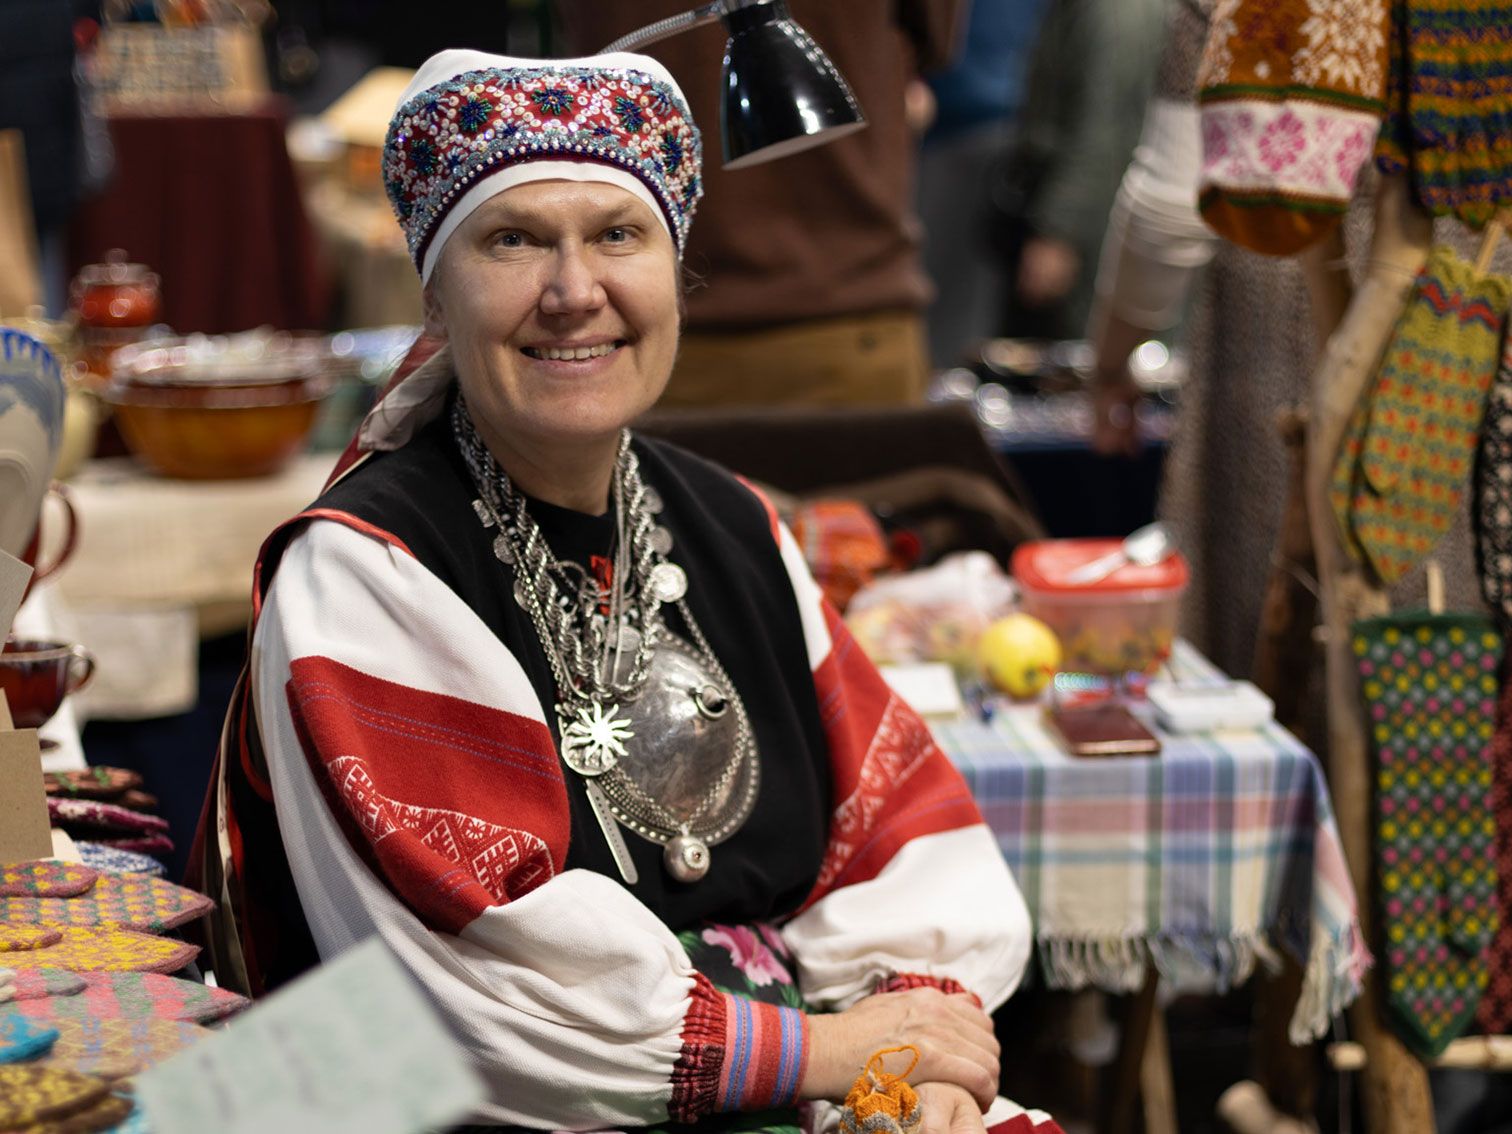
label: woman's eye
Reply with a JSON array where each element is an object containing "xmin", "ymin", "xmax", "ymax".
[
  {"xmin": 496, "ymin": 231, "xmax": 525, "ymax": 248},
  {"xmin": 602, "ymin": 227, "xmax": 630, "ymax": 244}
]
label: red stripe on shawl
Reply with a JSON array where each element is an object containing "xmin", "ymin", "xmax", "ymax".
[
  {"xmin": 736, "ymin": 475, "xmax": 783, "ymax": 543},
  {"xmin": 284, "ymin": 656, "xmax": 568, "ymax": 935},
  {"xmin": 799, "ymin": 603, "xmax": 985, "ymax": 911}
]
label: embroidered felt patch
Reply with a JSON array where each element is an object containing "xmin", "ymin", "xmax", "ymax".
[
  {"xmin": 0, "ymin": 1064, "xmax": 109, "ymax": 1128},
  {"xmin": 0, "ymin": 926, "xmax": 64, "ymax": 953},
  {"xmin": 0, "ymin": 862, "xmax": 100, "ymax": 899},
  {"xmin": 13, "ymin": 971, "xmax": 249, "ymax": 1026},
  {"xmin": 43, "ymin": 769, "xmax": 143, "ymax": 801},
  {"xmin": 0, "ymin": 1012, "xmax": 60, "ymax": 1062},
  {"xmin": 9, "ymin": 969, "xmax": 88, "ymax": 1002},
  {"xmin": 0, "ymin": 874, "xmax": 213, "ymax": 934},
  {"xmin": 47, "ymin": 799, "xmax": 169, "ymax": 837},
  {"xmin": 20, "ymin": 927, "xmax": 198, "ymax": 975},
  {"xmin": 73, "ymin": 844, "xmax": 165, "ymax": 879},
  {"xmin": 37, "ymin": 1016, "xmax": 206, "ymax": 1081},
  {"xmin": 19, "ymin": 1089, "xmax": 134, "ymax": 1134}
]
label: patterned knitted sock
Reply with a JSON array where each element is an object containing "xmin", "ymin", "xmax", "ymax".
[
  {"xmin": 1477, "ymin": 671, "xmax": 1512, "ymax": 1031},
  {"xmin": 1355, "ymin": 613, "xmax": 1503, "ymax": 1058},
  {"xmin": 1331, "ymin": 245, "xmax": 1512, "ymax": 585},
  {"xmin": 1196, "ymin": 0, "xmax": 1389, "ymax": 255},
  {"xmin": 1475, "ymin": 324, "xmax": 1512, "ymax": 623},
  {"xmin": 1376, "ymin": 0, "xmax": 1512, "ymax": 226}
]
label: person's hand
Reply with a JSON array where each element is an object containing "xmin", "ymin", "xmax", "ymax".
[
  {"xmin": 916, "ymin": 1081, "xmax": 989, "ymax": 1134},
  {"xmin": 1016, "ymin": 237, "xmax": 1080, "ymax": 307},
  {"xmin": 803, "ymin": 988, "xmax": 999, "ymax": 1110},
  {"xmin": 1090, "ymin": 367, "xmax": 1143, "ymax": 458}
]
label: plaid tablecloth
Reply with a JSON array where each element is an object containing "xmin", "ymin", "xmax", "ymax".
[{"xmin": 932, "ymin": 642, "xmax": 1369, "ymax": 1042}]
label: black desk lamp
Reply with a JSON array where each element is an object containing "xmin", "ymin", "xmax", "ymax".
[{"xmin": 603, "ymin": 0, "xmax": 867, "ymax": 169}]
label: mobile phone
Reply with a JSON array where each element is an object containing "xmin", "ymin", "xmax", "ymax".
[{"xmin": 1043, "ymin": 703, "xmax": 1162, "ymax": 757}]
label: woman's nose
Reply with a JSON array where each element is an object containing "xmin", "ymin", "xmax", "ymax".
[{"xmin": 539, "ymin": 247, "xmax": 605, "ymax": 316}]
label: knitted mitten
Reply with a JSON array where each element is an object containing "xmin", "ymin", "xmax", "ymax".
[
  {"xmin": 1376, "ymin": 0, "xmax": 1512, "ymax": 226},
  {"xmin": 1475, "ymin": 327, "xmax": 1512, "ymax": 625},
  {"xmin": 1331, "ymin": 245, "xmax": 1512, "ymax": 584},
  {"xmin": 839, "ymin": 1047, "xmax": 923, "ymax": 1134},
  {"xmin": 1477, "ymin": 673, "xmax": 1512, "ymax": 1031},
  {"xmin": 1195, "ymin": 0, "xmax": 1389, "ymax": 255},
  {"xmin": 1355, "ymin": 613, "xmax": 1503, "ymax": 1057}
]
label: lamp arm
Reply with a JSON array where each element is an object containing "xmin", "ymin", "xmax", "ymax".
[{"xmin": 601, "ymin": 2, "xmax": 729, "ymax": 52}]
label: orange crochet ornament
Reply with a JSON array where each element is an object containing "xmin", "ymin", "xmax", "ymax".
[{"xmin": 840, "ymin": 1046, "xmax": 923, "ymax": 1134}]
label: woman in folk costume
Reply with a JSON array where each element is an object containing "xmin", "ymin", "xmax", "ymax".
[{"xmin": 192, "ymin": 50, "xmax": 1056, "ymax": 1134}]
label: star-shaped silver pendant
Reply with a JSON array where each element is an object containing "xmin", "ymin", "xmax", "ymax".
[{"xmin": 560, "ymin": 701, "xmax": 634, "ymax": 776}]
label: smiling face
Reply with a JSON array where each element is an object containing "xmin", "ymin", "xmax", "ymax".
[{"xmin": 424, "ymin": 179, "xmax": 680, "ymax": 495}]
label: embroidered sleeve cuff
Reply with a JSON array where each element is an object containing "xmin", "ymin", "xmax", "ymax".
[
  {"xmin": 874, "ymin": 971, "xmax": 983, "ymax": 1008},
  {"xmin": 668, "ymin": 974, "xmax": 809, "ymax": 1121}
]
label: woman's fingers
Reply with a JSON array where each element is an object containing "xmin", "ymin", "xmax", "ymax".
[
  {"xmin": 917, "ymin": 1082, "xmax": 989, "ymax": 1134},
  {"xmin": 911, "ymin": 1047, "xmax": 998, "ymax": 1113}
]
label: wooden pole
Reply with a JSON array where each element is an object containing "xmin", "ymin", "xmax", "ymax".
[{"xmin": 1303, "ymin": 173, "xmax": 1434, "ymax": 1134}]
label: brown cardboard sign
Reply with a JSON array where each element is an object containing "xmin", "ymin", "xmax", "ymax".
[
  {"xmin": 0, "ymin": 692, "xmax": 53, "ymax": 863},
  {"xmin": 0, "ymin": 547, "xmax": 32, "ymax": 641}
]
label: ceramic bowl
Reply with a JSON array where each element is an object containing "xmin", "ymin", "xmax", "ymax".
[
  {"xmin": 103, "ymin": 331, "xmax": 332, "ymax": 479},
  {"xmin": 0, "ymin": 328, "xmax": 66, "ymax": 558},
  {"xmin": 0, "ymin": 638, "xmax": 95, "ymax": 730}
]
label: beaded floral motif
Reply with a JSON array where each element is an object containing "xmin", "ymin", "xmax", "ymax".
[{"xmin": 384, "ymin": 65, "xmax": 703, "ymax": 270}]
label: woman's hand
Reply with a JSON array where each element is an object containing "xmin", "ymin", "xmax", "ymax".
[
  {"xmin": 802, "ymin": 988, "xmax": 1000, "ymax": 1109},
  {"xmin": 916, "ymin": 1082, "xmax": 989, "ymax": 1134}
]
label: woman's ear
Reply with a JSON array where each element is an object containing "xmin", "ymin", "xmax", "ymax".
[{"xmin": 421, "ymin": 279, "xmax": 448, "ymax": 339}]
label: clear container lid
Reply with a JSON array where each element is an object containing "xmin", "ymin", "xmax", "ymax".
[{"xmin": 1012, "ymin": 538, "xmax": 1189, "ymax": 594}]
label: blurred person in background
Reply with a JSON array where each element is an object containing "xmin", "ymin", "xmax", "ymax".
[
  {"xmin": 558, "ymin": 0, "xmax": 964, "ymax": 406},
  {"xmin": 917, "ymin": 0, "xmax": 1049, "ymax": 369},
  {"xmin": 990, "ymin": 0, "xmax": 1166, "ymax": 342}
]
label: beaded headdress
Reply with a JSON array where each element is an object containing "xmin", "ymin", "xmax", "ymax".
[{"xmin": 383, "ymin": 49, "xmax": 704, "ymax": 282}]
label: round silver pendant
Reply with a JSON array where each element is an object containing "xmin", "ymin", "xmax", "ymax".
[
  {"xmin": 648, "ymin": 562, "xmax": 687, "ymax": 604},
  {"xmin": 492, "ymin": 533, "xmax": 515, "ymax": 564},
  {"xmin": 513, "ymin": 579, "xmax": 531, "ymax": 608},
  {"xmin": 643, "ymin": 487, "xmax": 664, "ymax": 514},
  {"xmin": 664, "ymin": 833, "xmax": 710, "ymax": 882},
  {"xmin": 649, "ymin": 526, "xmax": 673, "ymax": 555}
]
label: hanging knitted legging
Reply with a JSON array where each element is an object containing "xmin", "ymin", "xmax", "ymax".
[
  {"xmin": 1355, "ymin": 613, "xmax": 1503, "ymax": 1058},
  {"xmin": 1376, "ymin": 0, "xmax": 1512, "ymax": 226},
  {"xmin": 1477, "ymin": 670, "xmax": 1512, "ymax": 1031}
]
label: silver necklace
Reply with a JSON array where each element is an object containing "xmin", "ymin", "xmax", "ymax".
[{"xmin": 451, "ymin": 396, "xmax": 759, "ymax": 883}]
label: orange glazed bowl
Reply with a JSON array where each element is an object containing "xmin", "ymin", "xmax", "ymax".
[{"xmin": 103, "ymin": 333, "xmax": 333, "ymax": 480}]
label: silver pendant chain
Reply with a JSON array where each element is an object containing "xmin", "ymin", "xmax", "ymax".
[{"xmin": 450, "ymin": 396, "xmax": 759, "ymax": 883}]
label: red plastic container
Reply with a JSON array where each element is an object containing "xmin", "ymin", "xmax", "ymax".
[{"xmin": 1011, "ymin": 539, "xmax": 1189, "ymax": 675}]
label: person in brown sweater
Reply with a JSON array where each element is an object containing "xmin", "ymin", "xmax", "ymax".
[{"xmin": 558, "ymin": 0, "xmax": 962, "ymax": 406}]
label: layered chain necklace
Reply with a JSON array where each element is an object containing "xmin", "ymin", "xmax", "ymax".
[{"xmin": 451, "ymin": 396, "xmax": 759, "ymax": 884}]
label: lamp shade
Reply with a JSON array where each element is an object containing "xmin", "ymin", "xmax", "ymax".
[{"xmin": 719, "ymin": 0, "xmax": 866, "ymax": 170}]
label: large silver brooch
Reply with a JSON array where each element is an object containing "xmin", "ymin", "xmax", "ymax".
[{"xmin": 559, "ymin": 701, "xmax": 634, "ymax": 776}]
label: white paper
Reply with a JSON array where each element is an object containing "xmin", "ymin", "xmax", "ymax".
[
  {"xmin": 880, "ymin": 662, "xmax": 966, "ymax": 719},
  {"xmin": 134, "ymin": 938, "xmax": 486, "ymax": 1134}
]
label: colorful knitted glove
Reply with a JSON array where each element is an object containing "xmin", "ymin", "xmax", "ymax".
[
  {"xmin": 1376, "ymin": 0, "xmax": 1512, "ymax": 226},
  {"xmin": 1355, "ymin": 613, "xmax": 1503, "ymax": 1058},
  {"xmin": 1475, "ymin": 327, "xmax": 1512, "ymax": 626},
  {"xmin": 1331, "ymin": 245, "xmax": 1512, "ymax": 584},
  {"xmin": 1195, "ymin": 0, "xmax": 1388, "ymax": 255}
]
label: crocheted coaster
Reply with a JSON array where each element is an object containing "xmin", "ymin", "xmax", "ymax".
[
  {"xmin": 20, "ymin": 1090, "xmax": 133, "ymax": 1134},
  {"xmin": 38, "ymin": 1016, "xmax": 206, "ymax": 1081},
  {"xmin": 0, "ymin": 1065, "xmax": 109, "ymax": 1127},
  {"xmin": 9, "ymin": 970, "xmax": 88, "ymax": 1002},
  {"xmin": 47, "ymin": 799, "xmax": 169, "ymax": 837},
  {"xmin": 1355, "ymin": 613, "xmax": 1504, "ymax": 1057},
  {"xmin": 0, "ymin": 1012, "xmax": 60, "ymax": 1063},
  {"xmin": 0, "ymin": 862, "xmax": 100, "ymax": 899},
  {"xmin": 14, "ymin": 972, "xmax": 250, "ymax": 1026},
  {"xmin": 0, "ymin": 874, "xmax": 214, "ymax": 934},
  {"xmin": 22, "ymin": 928, "xmax": 198, "ymax": 975},
  {"xmin": 0, "ymin": 926, "xmax": 64, "ymax": 953},
  {"xmin": 43, "ymin": 769, "xmax": 142, "ymax": 801},
  {"xmin": 90, "ymin": 835, "xmax": 173, "ymax": 858},
  {"xmin": 73, "ymin": 844, "xmax": 165, "ymax": 879}
]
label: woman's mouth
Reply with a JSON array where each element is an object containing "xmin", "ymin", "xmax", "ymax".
[{"xmin": 522, "ymin": 340, "xmax": 625, "ymax": 361}]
